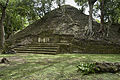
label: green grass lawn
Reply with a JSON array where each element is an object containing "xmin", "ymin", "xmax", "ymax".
[{"xmin": 0, "ymin": 53, "xmax": 120, "ymax": 80}]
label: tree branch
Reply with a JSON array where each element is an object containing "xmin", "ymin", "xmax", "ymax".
[{"xmin": 5, "ymin": 0, "xmax": 9, "ymax": 8}]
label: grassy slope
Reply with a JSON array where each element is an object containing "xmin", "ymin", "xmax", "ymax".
[{"xmin": 0, "ymin": 54, "xmax": 120, "ymax": 80}]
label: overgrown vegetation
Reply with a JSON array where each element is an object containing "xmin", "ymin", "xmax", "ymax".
[{"xmin": 77, "ymin": 63, "xmax": 99, "ymax": 75}]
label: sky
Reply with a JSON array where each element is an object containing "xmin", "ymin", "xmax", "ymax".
[
  {"xmin": 65, "ymin": 0, "xmax": 78, "ymax": 7},
  {"xmin": 65, "ymin": 0, "xmax": 100, "ymax": 20},
  {"xmin": 52, "ymin": 0, "xmax": 100, "ymax": 20},
  {"xmin": 52, "ymin": 0, "xmax": 89, "ymax": 15},
  {"xmin": 65, "ymin": 0, "xmax": 89, "ymax": 15}
]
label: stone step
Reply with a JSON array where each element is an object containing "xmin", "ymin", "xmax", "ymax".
[
  {"xmin": 15, "ymin": 49, "xmax": 58, "ymax": 52},
  {"xmin": 15, "ymin": 43, "xmax": 70, "ymax": 48},
  {"xmin": 14, "ymin": 48, "xmax": 58, "ymax": 50},
  {"xmin": 25, "ymin": 44, "xmax": 58, "ymax": 47},
  {"xmin": 30, "ymin": 42, "xmax": 71, "ymax": 45},
  {"xmin": 14, "ymin": 42, "xmax": 68, "ymax": 54},
  {"xmin": 14, "ymin": 46, "xmax": 58, "ymax": 49},
  {"xmin": 28, "ymin": 47, "xmax": 58, "ymax": 49},
  {"xmin": 27, "ymin": 45, "xmax": 58, "ymax": 48},
  {"xmin": 17, "ymin": 51, "xmax": 57, "ymax": 54}
]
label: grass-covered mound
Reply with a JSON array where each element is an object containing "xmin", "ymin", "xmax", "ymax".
[{"xmin": 0, "ymin": 53, "xmax": 120, "ymax": 80}]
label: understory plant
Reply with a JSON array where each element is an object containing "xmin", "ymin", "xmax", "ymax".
[{"xmin": 77, "ymin": 62, "xmax": 100, "ymax": 75}]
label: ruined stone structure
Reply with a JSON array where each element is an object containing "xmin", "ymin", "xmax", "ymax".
[{"xmin": 7, "ymin": 5, "xmax": 120, "ymax": 54}]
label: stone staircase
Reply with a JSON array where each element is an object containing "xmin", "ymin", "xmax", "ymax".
[{"xmin": 14, "ymin": 43, "xmax": 60, "ymax": 54}]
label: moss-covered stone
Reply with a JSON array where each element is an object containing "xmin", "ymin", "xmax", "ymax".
[{"xmin": 71, "ymin": 39, "xmax": 120, "ymax": 54}]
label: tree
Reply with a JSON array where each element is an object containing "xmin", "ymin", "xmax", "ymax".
[
  {"xmin": 0, "ymin": 0, "xmax": 54, "ymax": 49},
  {"xmin": 104, "ymin": 0, "xmax": 120, "ymax": 24},
  {"xmin": 37, "ymin": 0, "xmax": 54, "ymax": 16},
  {"xmin": 97, "ymin": 0, "xmax": 105, "ymax": 35},
  {"xmin": 94, "ymin": 0, "xmax": 120, "ymax": 24},
  {"xmin": 75, "ymin": 0, "xmax": 97, "ymax": 38},
  {"xmin": 93, "ymin": 0, "xmax": 120, "ymax": 36},
  {"xmin": 0, "ymin": 0, "xmax": 9, "ymax": 49},
  {"xmin": 56, "ymin": 0, "xmax": 65, "ymax": 8},
  {"xmin": 88, "ymin": 0, "xmax": 97, "ymax": 36}
]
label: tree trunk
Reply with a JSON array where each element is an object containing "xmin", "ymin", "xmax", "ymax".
[
  {"xmin": 0, "ymin": 0, "xmax": 9, "ymax": 49},
  {"xmin": 0, "ymin": 8, "xmax": 6, "ymax": 49},
  {"xmin": 89, "ymin": 4, "xmax": 93, "ymax": 33},
  {"xmin": 57, "ymin": 0, "xmax": 61, "ymax": 8},
  {"xmin": 88, "ymin": 0, "xmax": 94, "ymax": 37},
  {"xmin": 100, "ymin": 0, "xmax": 104, "ymax": 33}
]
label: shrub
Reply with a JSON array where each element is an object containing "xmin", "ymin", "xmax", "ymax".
[{"xmin": 77, "ymin": 63, "xmax": 100, "ymax": 75}]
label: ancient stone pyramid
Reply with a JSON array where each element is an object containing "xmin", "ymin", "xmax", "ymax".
[
  {"xmin": 9, "ymin": 5, "xmax": 100, "ymax": 43},
  {"xmin": 8, "ymin": 5, "xmax": 120, "ymax": 47},
  {"xmin": 7, "ymin": 5, "xmax": 120, "ymax": 54}
]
